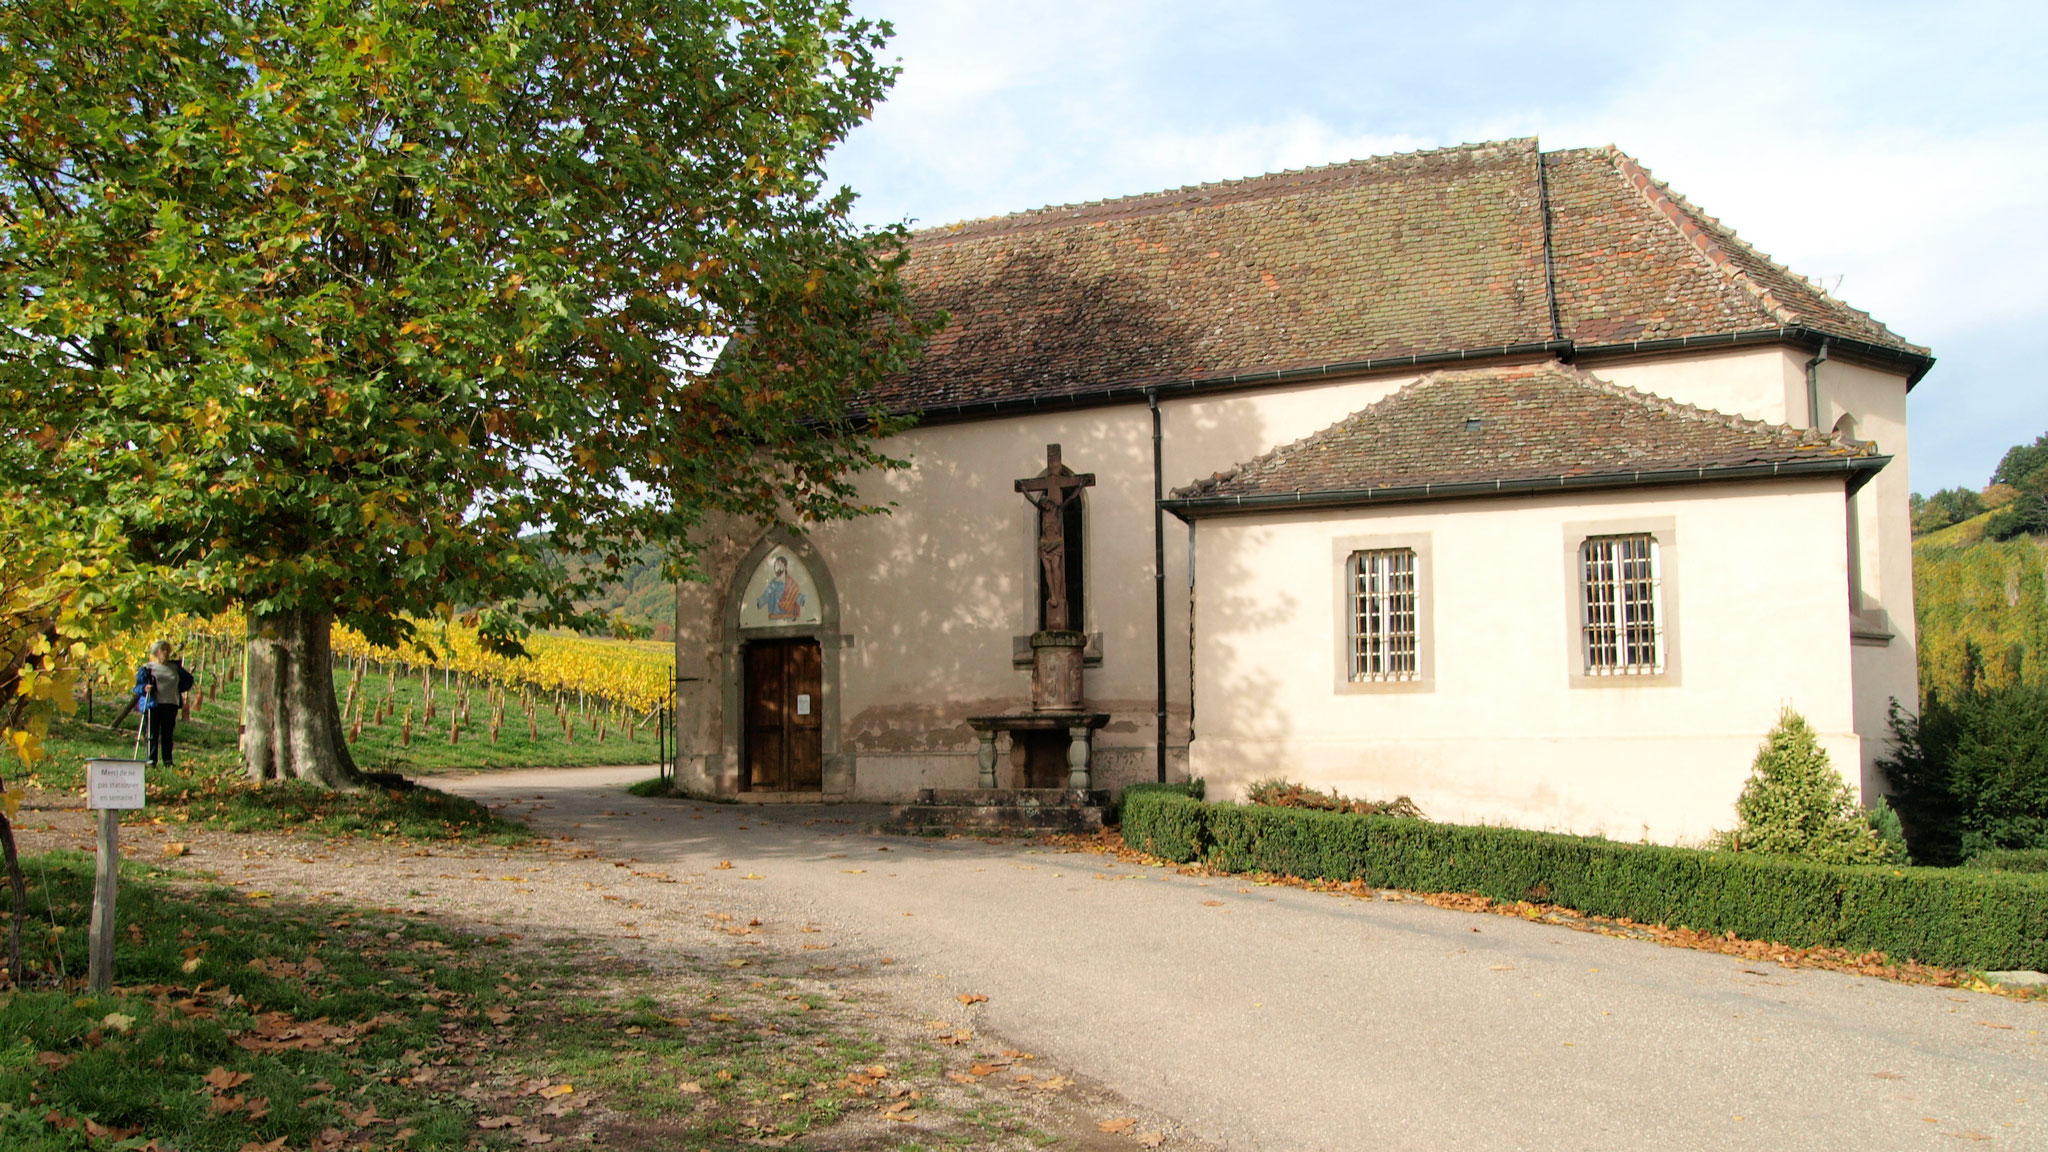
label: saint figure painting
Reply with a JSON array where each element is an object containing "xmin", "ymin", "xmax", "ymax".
[{"xmin": 756, "ymin": 556, "xmax": 807, "ymax": 621}]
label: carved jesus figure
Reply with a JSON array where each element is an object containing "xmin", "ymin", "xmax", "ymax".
[{"xmin": 1014, "ymin": 444, "xmax": 1095, "ymax": 632}]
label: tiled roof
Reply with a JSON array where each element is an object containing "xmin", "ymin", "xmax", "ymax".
[
  {"xmin": 1169, "ymin": 363, "xmax": 1880, "ymax": 502},
  {"xmin": 869, "ymin": 139, "xmax": 1924, "ymax": 413}
]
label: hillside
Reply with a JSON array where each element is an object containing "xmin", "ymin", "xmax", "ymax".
[
  {"xmin": 570, "ymin": 548, "xmax": 674, "ymax": 639},
  {"xmin": 1914, "ymin": 511, "xmax": 2048, "ymax": 700}
]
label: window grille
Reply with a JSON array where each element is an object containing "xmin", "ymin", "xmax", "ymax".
[
  {"xmin": 1350, "ymin": 549, "xmax": 1418, "ymax": 681},
  {"xmin": 1580, "ymin": 534, "xmax": 1662, "ymax": 675}
]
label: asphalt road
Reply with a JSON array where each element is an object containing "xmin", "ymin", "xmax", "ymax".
[{"xmin": 437, "ymin": 766, "xmax": 2047, "ymax": 1152}]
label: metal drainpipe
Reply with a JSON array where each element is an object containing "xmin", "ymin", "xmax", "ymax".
[
  {"xmin": 1150, "ymin": 390, "xmax": 1168, "ymax": 784},
  {"xmin": 1805, "ymin": 339, "xmax": 1831, "ymax": 428}
]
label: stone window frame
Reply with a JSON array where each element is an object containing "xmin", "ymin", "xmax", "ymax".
[
  {"xmin": 1563, "ymin": 516, "xmax": 1682, "ymax": 689},
  {"xmin": 1331, "ymin": 532, "xmax": 1434, "ymax": 695}
]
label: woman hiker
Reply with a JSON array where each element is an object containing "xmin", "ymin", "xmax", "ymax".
[{"xmin": 136, "ymin": 640, "xmax": 195, "ymax": 767}]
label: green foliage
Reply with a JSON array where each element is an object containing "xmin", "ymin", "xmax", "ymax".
[
  {"xmin": 1986, "ymin": 468, "xmax": 2048, "ymax": 541},
  {"xmin": 1965, "ymin": 848, "xmax": 2048, "ymax": 873},
  {"xmin": 1881, "ymin": 682, "xmax": 2048, "ymax": 864},
  {"xmin": 1109, "ymin": 779, "xmax": 1202, "ymax": 826},
  {"xmin": 1119, "ymin": 790, "xmax": 1207, "ymax": 860},
  {"xmin": 1118, "ymin": 793, "xmax": 2048, "ymax": 971},
  {"xmin": 1911, "ymin": 487, "xmax": 1987, "ymax": 536},
  {"xmin": 625, "ymin": 776, "xmax": 672, "ymax": 798},
  {"xmin": 1245, "ymin": 778, "xmax": 1424, "ymax": 818},
  {"xmin": 0, "ymin": 0, "xmax": 929, "ymax": 651},
  {"xmin": 1715, "ymin": 710, "xmax": 1902, "ymax": 865},
  {"xmin": 1914, "ymin": 532, "xmax": 2048, "ymax": 698},
  {"xmin": 1990, "ymin": 434, "xmax": 2048, "ymax": 490}
]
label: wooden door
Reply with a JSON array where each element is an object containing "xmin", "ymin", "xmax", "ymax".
[{"xmin": 742, "ymin": 638, "xmax": 823, "ymax": 791}]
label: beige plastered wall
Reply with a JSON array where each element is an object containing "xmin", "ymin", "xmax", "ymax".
[
  {"xmin": 1590, "ymin": 346, "xmax": 1918, "ymax": 796},
  {"xmin": 670, "ymin": 343, "xmax": 1914, "ymax": 808},
  {"xmin": 1185, "ymin": 478, "xmax": 1863, "ymax": 845}
]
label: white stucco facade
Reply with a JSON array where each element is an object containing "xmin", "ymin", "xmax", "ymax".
[
  {"xmin": 1182, "ymin": 478, "xmax": 1862, "ymax": 845},
  {"xmin": 668, "ymin": 342, "xmax": 1918, "ymax": 844}
]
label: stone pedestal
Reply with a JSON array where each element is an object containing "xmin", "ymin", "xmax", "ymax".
[
  {"xmin": 966, "ymin": 711, "xmax": 1110, "ymax": 791},
  {"xmin": 1030, "ymin": 630, "xmax": 1086, "ymax": 711}
]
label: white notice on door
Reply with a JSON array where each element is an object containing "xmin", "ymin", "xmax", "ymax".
[
  {"xmin": 795, "ymin": 693, "xmax": 812, "ymax": 716},
  {"xmin": 85, "ymin": 759, "xmax": 147, "ymax": 810}
]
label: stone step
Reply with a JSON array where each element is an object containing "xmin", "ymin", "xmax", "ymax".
[
  {"xmin": 913, "ymin": 788, "xmax": 1110, "ymax": 808},
  {"xmin": 878, "ymin": 801, "xmax": 1106, "ymax": 836}
]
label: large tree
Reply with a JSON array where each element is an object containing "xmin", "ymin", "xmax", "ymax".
[{"xmin": 0, "ymin": 0, "xmax": 928, "ymax": 786}]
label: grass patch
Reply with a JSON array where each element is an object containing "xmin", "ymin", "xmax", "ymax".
[
  {"xmin": 624, "ymin": 777, "xmax": 671, "ymax": 799},
  {"xmin": 20, "ymin": 716, "xmax": 528, "ymax": 846},
  {"xmin": 1, "ymin": 852, "xmax": 515, "ymax": 1150},
  {"xmin": 0, "ymin": 854, "xmax": 1043, "ymax": 1150}
]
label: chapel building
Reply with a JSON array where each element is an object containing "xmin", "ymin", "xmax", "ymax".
[{"xmin": 670, "ymin": 138, "xmax": 1930, "ymax": 844}]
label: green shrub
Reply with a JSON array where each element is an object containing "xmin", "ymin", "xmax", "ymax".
[
  {"xmin": 1714, "ymin": 709, "xmax": 1902, "ymax": 865},
  {"xmin": 1110, "ymin": 779, "xmax": 1202, "ymax": 825},
  {"xmin": 1883, "ymin": 680, "xmax": 2048, "ymax": 863},
  {"xmin": 1965, "ymin": 848, "xmax": 2048, "ymax": 873},
  {"xmin": 1119, "ymin": 794, "xmax": 2048, "ymax": 971},
  {"xmin": 1119, "ymin": 791, "xmax": 1206, "ymax": 860}
]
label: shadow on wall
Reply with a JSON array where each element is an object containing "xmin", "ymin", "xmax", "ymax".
[{"xmin": 1188, "ymin": 515, "xmax": 1299, "ymax": 799}]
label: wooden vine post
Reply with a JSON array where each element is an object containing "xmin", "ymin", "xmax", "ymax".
[{"xmin": 85, "ymin": 758, "xmax": 146, "ymax": 993}]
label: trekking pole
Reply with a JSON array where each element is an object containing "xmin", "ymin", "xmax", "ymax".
[{"xmin": 132, "ymin": 694, "xmax": 149, "ymax": 761}]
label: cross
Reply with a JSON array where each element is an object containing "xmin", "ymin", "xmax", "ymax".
[{"xmin": 1015, "ymin": 444, "xmax": 1095, "ymax": 632}]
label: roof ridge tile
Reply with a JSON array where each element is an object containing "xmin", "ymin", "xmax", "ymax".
[
  {"xmin": 1171, "ymin": 361, "xmax": 1873, "ymax": 501},
  {"xmin": 911, "ymin": 137, "xmax": 1541, "ymax": 243},
  {"xmin": 1610, "ymin": 151, "xmax": 1800, "ymax": 327}
]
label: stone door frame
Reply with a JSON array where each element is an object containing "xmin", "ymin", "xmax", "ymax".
[{"xmin": 720, "ymin": 527, "xmax": 849, "ymax": 797}]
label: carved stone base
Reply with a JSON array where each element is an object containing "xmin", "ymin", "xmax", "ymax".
[{"xmin": 1030, "ymin": 630, "xmax": 1086, "ymax": 711}]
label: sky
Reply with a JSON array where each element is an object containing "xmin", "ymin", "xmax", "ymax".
[{"xmin": 823, "ymin": 0, "xmax": 2047, "ymax": 494}]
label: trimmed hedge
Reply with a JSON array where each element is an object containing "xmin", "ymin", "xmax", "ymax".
[
  {"xmin": 1121, "ymin": 793, "xmax": 2048, "ymax": 971},
  {"xmin": 1109, "ymin": 779, "xmax": 1203, "ymax": 827},
  {"xmin": 1967, "ymin": 848, "xmax": 2048, "ymax": 874}
]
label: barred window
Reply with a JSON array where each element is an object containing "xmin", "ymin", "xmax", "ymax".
[
  {"xmin": 1350, "ymin": 548, "xmax": 1418, "ymax": 681},
  {"xmin": 1580, "ymin": 534, "xmax": 1663, "ymax": 675}
]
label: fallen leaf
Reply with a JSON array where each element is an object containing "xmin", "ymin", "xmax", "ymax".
[
  {"xmin": 742, "ymin": 873, "xmax": 764, "ymax": 880},
  {"xmin": 202, "ymin": 1067, "xmax": 252, "ymax": 1090},
  {"xmin": 885, "ymin": 1110, "xmax": 920, "ymax": 1123},
  {"xmin": 477, "ymin": 1115, "xmax": 522, "ymax": 1130},
  {"xmin": 538, "ymin": 1084, "xmax": 573, "ymax": 1099},
  {"xmin": 1489, "ymin": 965, "xmax": 1515, "ymax": 971},
  {"xmin": 1201, "ymin": 900, "xmax": 1223, "ymax": 907},
  {"xmin": 958, "ymin": 993, "xmax": 988, "ymax": 1006},
  {"xmin": 36, "ymin": 1051, "xmax": 71, "ymax": 1070},
  {"xmin": 677, "ymin": 1081, "xmax": 704, "ymax": 1094},
  {"xmin": 715, "ymin": 860, "xmax": 733, "ymax": 870},
  {"xmin": 163, "ymin": 842, "xmax": 190, "ymax": 858},
  {"xmin": 100, "ymin": 1012, "xmax": 135, "ymax": 1033},
  {"xmin": 1135, "ymin": 1131, "xmax": 1165, "ymax": 1147},
  {"xmin": 1099, "ymin": 1117, "xmax": 1138, "ymax": 1133},
  {"xmin": 521, "ymin": 1132, "xmax": 554, "ymax": 1145},
  {"xmin": 236, "ymin": 1139, "xmax": 288, "ymax": 1152}
]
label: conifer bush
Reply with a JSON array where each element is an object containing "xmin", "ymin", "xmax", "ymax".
[{"xmin": 1713, "ymin": 710, "xmax": 1904, "ymax": 865}]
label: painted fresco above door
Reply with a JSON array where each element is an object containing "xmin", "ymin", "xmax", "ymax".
[{"xmin": 738, "ymin": 546, "xmax": 823, "ymax": 629}]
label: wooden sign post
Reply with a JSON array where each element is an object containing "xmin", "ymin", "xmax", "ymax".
[{"xmin": 85, "ymin": 759, "xmax": 146, "ymax": 993}]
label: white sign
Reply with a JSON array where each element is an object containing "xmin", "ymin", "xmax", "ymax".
[
  {"xmin": 86, "ymin": 760, "xmax": 147, "ymax": 810},
  {"xmin": 795, "ymin": 693, "xmax": 812, "ymax": 716}
]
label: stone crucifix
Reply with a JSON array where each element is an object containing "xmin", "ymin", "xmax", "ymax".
[{"xmin": 1014, "ymin": 443, "xmax": 1095, "ymax": 632}]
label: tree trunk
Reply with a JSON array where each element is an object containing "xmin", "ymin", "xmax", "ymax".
[{"xmin": 243, "ymin": 609, "xmax": 368, "ymax": 790}]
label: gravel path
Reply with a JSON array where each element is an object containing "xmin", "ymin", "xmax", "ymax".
[{"xmin": 419, "ymin": 766, "xmax": 2048, "ymax": 1152}]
